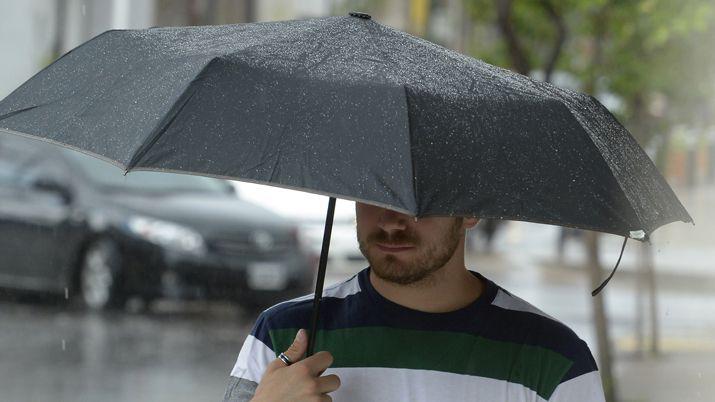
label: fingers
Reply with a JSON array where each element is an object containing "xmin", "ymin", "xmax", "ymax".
[
  {"xmin": 316, "ymin": 374, "xmax": 341, "ymax": 394},
  {"xmin": 299, "ymin": 350, "xmax": 334, "ymax": 376},
  {"xmin": 254, "ymin": 329, "xmax": 340, "ymax": 402}
]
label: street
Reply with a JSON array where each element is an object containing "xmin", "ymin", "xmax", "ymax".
[{"xmin": 0, "ymin": 299, "xmax": 253, "ymax": 402}]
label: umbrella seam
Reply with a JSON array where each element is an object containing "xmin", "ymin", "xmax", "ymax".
[
  {"xmin": 356, "ymin": 18, "xmax": 419, "ymax": 215},
  {"xmin": 582, "ymin": 95, "xmax": 693, "ymax": 229},
  {"xmin": 553, "ymin": 95, "xmax": 648, "ymax": 234},
  {"xmin": 125, "ymin": 57, "xmax": 222, "ymax": 171},
  {"xmin": 573, "ymin": 96, "xmax": 646, "ymax": 230},
  {"xmin": 402, "ymin": 85, "xmax": 420, "ymax": 216}
]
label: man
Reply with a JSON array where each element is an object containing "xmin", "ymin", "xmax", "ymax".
[{"xmin": 224, "ymin": 203, "xmax": 606, "ymax": 402}]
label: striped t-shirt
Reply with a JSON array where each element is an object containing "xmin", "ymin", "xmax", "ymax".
[{"xmin": 224, "ymin": 268, "xmax": 605, "ymax": 402}]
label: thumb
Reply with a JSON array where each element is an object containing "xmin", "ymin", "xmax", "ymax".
[
  {"xmin": 283, "ymin": 328, "xmax": 308, "ymax": 363},
  {"xmin": 266, "ymin": 328, "xmax": 308, "ymax": 374}
]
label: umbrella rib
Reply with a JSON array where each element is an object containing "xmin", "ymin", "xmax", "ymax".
[
  {"xmin": 125, "ymin": 79, "xmax": 200, "ymax": 171},
  {"xmin": 0, "ymin": 104, "xmax": 41, "ymax": 122}
]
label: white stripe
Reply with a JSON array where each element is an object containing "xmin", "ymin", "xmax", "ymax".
[
  {"xmin": 492, "ymin": 289, "xmax": 558, "ymax": 322},
  {"xmin": 322, "ymin": 273, "xmax": 362, "ymax": 299},
  {"xmin": 230, "ymin": 335, "xmax": 274, "ymax": 383},
  {"xmin": 548, "ymin": 371, "xmax": 605, "ymax": 402},
  {"xmin": 323, "ymin": 367, "xmax": 547, "ymax": 402},
  {"xmin": 263, "ymin": 273, "xmax": 362, "ymax": 313}
]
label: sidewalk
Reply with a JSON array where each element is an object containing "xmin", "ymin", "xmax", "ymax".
[{"xmin": 616, "ymin": 350, "xmax": 715, "ymax": 402}]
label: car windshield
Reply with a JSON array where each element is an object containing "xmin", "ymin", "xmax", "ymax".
[{"xmin": 62, "ymin": 149, "xmax": 230, "ymax": 194}]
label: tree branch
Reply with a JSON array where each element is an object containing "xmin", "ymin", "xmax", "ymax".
[
  {"xmin": 537, "ymin": 0, "xmax": 566, "ymax": 83},
  {"xmin": 494, "ymin": 0, "xmax": 531, "ymax": 75}
]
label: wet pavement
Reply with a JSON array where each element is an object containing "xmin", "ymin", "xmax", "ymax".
[{"xmin": 0, "ymin": 298, "xmax": 254, "ymax": 402}]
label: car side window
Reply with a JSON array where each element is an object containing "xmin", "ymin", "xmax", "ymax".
[
  {"xmin": 0, "ymin": 137, "xmax": 70, "ymax": 190},
  {"xmin": 0, "ymin": 138, "xmax": 41, "ymax": 188},
  {"xmin": 17, "ymin": 157, "xmax": 70, "ymax": 190},
  {"xmin": 0, "ymin": 159, "xmax": 18, "ymax": 187}
]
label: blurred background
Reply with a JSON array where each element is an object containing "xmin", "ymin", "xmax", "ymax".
[{"xmin": 0, "ymin": 1, "xmax": 713, "ymax": 401}]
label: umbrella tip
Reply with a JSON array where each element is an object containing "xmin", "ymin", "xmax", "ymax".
[
  {"xmin": 349, "ymin": 12, "xmax": 372, "ymax": 20},
  {"xmin": 629, "ymin": 230, "xmax": 646, "ymax": 240}
]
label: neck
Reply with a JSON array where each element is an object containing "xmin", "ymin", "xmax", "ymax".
[{"xmin": 369, "ymin": 239, "xmax": 483, "ymax": 313}]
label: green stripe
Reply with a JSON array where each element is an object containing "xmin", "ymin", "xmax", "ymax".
[{"xmin": 270, "ymin": 326, "xmax": 573, "ymax": 400}]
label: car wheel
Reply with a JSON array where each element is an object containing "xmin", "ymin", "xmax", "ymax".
[{"xmin": 79, "ymin": 239, "xmax": 125, "ymax": 310}]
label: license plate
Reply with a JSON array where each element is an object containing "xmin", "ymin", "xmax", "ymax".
[{"xmin": 247, "ymin": 263, "xmax": 288, "ymax": 290}]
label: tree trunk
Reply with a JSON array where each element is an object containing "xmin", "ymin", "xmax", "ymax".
[
  {"xmin": 488, "ymin": 2, "xmax": 619, "ymax": 399},
  {"xmin": 586, "ymin": 231, "xmax": 618, "ymax": 402},
  {"xmin": 53, "ymin": 0, "xmax": 68, "ymax": 59},
  {"xmin": 642, "ymin": 239, "xmax": 660, "ymax": 354},
  {"xmin": 635, "ymin": 244, "xmax": 645, "ymax": 356},
  {"xmin": 187, "ymin": 0, "xmax": 201, "ymax": 26},
  {"xmin": 583, "ymin": 6, "xmax": 619, "ymax": 400}
]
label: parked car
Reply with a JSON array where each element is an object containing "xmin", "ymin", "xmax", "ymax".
[
  {"xmin": 234, "ymin": 182, "xmax": 367, "ymax": 274},
  {"xmin": 0, "ymin": 134, "xmax": 314, "ymax": 310}
]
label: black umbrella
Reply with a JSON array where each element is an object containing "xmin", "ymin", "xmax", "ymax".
[{"xmin": 0, "ymin": 13, "xmax": 692, "ymax": 355}]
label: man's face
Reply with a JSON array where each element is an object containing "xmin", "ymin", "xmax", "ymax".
[{"xmin": 355, "ymin": 203, "xmax": 477, "ymax": 285}]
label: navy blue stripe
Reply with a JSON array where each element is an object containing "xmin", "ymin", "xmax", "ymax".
[
  {"xmin": 486, "ymin": 286, "xmax": 597, "ymax": 380},
  {"xmin": 249, "ymin": 310, "xmax": 274, "ymax": 350},
  {"xmin": 255, "ymin": 267, "xmax": 597, "ymax": 381},
  {"xmin": 561, "ymin": 339, "xmax": 598, "ymax": 382}
]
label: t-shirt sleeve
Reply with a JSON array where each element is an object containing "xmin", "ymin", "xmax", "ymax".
[
  {"xmin": 548, "ymin": 371, "xmax": 606, "ymax": 402},
  {"xmin": 223, "ymin": 313, "xmax": 276, "ymax": 402},
  {"xmin": 548, "ymin": 341, "xmax": 606, "ymax": 402}
]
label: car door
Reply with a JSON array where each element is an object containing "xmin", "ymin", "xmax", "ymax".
[{"xmin": 0, "ymin": 139, "xmax": 75, "ymax": 291}]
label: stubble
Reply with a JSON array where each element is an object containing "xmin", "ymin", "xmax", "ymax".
[{"xmin": 357, "ymin": 218, "xmax": 463, "ymax": 286}]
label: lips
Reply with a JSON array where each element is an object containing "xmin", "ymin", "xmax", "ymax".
[{"xmin": 376, "ymin": 243, "xmax": 415, "ymax": 253}]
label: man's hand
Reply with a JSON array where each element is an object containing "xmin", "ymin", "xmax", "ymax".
[{"xmin": 251, "ymin": 329, "xmax": 341, "ymax": 402}]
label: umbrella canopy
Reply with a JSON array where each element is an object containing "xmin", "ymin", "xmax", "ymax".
[
  {"xmin": 0, "ymin": 13, "xmax": 694, "ymax": 354},
  {"xmin": 0, "ymin": 13, "xmax": 692, "ymax": 240}
]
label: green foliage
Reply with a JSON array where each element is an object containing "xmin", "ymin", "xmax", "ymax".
[{"xmin": 462, "ymin": 0, "xmax": 715, "ymax": 143}]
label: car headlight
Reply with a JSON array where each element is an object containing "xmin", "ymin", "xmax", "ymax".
[{"xmin": 126, "ymin": 216, "xmax": 206, "ymax": 256}]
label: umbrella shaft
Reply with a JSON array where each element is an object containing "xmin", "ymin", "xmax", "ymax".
[{"xmin": 307, "ymin": 196, "xmax": 336, "ymax": 356}]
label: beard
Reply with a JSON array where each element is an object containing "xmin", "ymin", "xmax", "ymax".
[{"xmin": 357, "ymin": 218, "xmax": 463, "ymax": 286}]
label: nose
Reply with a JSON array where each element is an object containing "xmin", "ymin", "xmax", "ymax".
[{"xmin": 377, "ymin": 209, "xmax": 409, "ymax": 233}]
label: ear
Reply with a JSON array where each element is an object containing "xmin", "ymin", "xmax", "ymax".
[{"xmin": 463, "ymin": 217, "xmax": 480, "ymax": 230}]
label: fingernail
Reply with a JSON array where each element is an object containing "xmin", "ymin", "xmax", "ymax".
[{"xmin": 296, "ymin": 329, "xmax": 306, "ymax": 342}]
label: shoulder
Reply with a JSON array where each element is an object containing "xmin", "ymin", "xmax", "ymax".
[
  {"xmin": 482, "ymin": 281, "xmax": 598, "ymax": 384},
  {"xmin": 252, "ymin": 271, "xmax": 364, "ymax": 344}
]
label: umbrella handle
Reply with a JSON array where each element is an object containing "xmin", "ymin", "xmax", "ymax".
[
  {"xmin": 307, "ymin": 196, "xmax": 336, "ymax": 356},
  {"xmin": 591, "ymin": 236, "xmax": 628, "ymax": 296}
]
